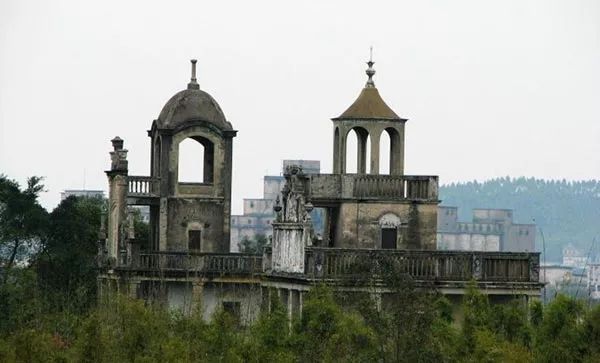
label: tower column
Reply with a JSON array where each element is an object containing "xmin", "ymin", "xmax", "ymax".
[
  {"xmin": 390, "ymin": 126, "xmax": 405, "ymax": 175},
  {"xmin": 333, "ymin": 126, "xmax": 340, "ymax": 173},
  {"xmin": 370, "ymin": 129, "xmax": 380, "ymax": 174},
  {"xmin": 357, "ymin": 131, "xmax": 367, "ymax": 174},
  {"xmin": 339, "ymin": 127, "xmax": 347, "ymax": 174},
  {"xmin": 106, "ymin": 137, "xmax": 128, "ymax": 265}
]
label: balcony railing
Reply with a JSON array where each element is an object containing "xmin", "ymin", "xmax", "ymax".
[
  {"xmin": 304, "ymin": 247, "xmax": 539, "ymax": 283},
  {"xmin": 128, "ymin": 176, "xmax": 159, "ymax": 197},
  {"xmin": 309, "ymin": 174, "xmax": 438, "ymax": 202},
  {"xmin": 135, "ymin": 252, "xmax": 262, "ymax": 275},
  {"xmin": 353, "ymin": 175, "xmax": 437, "ymax": 200}
]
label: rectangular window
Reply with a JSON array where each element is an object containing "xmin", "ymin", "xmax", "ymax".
[{"xmin": 189, "ymin": 230, "xmax": 201, "ymax": 251}]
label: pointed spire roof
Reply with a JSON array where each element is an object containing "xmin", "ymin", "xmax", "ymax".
[{"xmin": 333, "ymin": 52, "xmax": 405, "ymax": 121}]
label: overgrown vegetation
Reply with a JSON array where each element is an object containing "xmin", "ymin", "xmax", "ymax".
[
  {"xmin": 440, "ymin": 177, "xmax": 600, "ymax": 261},
  {"xmin": 2, "ymin": 272, "xmax": 600, "ymax": 362},
  {"xmin": 2, "ymin": 174, "xmax": 600, "ymax": 362}
]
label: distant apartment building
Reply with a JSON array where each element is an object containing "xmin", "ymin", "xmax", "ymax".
[
  {"xmin": 562, "ymin": 243, "xmax": 587, "ymax": 268},
  {"xmin": 61, "ymin": 189, "xmax": 105, "ymax": 200},
  {"xmin": 437, "ymin": 206, "xmax": 536, "ymax": 252},
  {"xmin": 540, "ymin": 264, "xmax": 574, "ymax": 287},
  {"xmin": 230, "ymin": 160, "xmax": 322, "ymax": 252}
]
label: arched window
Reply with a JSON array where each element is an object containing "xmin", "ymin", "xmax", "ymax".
[{"xmin": 178, "ymin": 136, "xmax": 214, "ymax": 183}]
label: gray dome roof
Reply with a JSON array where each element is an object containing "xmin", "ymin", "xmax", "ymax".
[{"xmin": 156, "ymin": 88, "xmax": 233, "ymax": 130}]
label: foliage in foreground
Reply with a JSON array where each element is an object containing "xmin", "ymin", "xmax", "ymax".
[{"xmin": 1, "ymin": 275, "xmax": 600, "ymax": 362}]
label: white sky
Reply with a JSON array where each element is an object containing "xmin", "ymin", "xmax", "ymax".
[{"xmin": 1, "ymin": 0, "xmax": 599, "ymax": 214}]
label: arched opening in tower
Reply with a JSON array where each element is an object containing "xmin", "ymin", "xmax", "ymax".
[
  {"xmin": 345, "ymin": 127, "xmax": 370, "ymax": 174},
  {"xmin": 178, "ymin": 136, "xmax": 214, "ymax": 183},
  {"xmin": 385, "ymin": 127, "xmax": 401, "ymax": 175}
]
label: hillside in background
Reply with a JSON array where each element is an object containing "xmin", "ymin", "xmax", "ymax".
[{"xmin": 439, "ymin": 177, "xmax": 600, "ymax": 262}]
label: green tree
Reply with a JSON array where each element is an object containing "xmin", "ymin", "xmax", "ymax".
[
  {"xmin": 35, "ymin": 196, "xmax": 103, "ymax": 314},
  {"xmin": 534, "ymin": 294, "xmax": 586, "ymax": 363},
  {"xmin": 461, "ymin": 281, "xmax": 492, "ymax": 354},
  {"xmin": 240, "ymin": 291, "xmax": 295, "ymax": 362},
  {"xmin": 0, "ymin": 175, "xmax": 48, "ymax": 278},
  {"xmin": 238, "ymin": 233, "xmax": 268, "ymax": 254}
]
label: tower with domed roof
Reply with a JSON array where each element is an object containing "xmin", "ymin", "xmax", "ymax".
[{"xmin": 147, "ymin": 59, "xmax": 237, "ymax": 253}]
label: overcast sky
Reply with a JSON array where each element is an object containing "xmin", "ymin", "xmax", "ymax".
[{"xmin": 1, "ymin": 0, "xmax": 599, "ymax": 214}]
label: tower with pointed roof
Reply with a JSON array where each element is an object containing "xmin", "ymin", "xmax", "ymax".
[{"xmin": 332, "ymin": 55, "xmax": 406, "ymax": 175}]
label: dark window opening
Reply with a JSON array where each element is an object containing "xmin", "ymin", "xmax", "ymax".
[
  {"xmin": 382, "ymin": 228, "xmax": 397, "ymax": 249},
  {"xmin": 189, "ymin": 230, "xmax": 201, "ymax": 251},
  {"xmin": 223, "ymin": 301, "xmax": 241, "ymax": 323}
]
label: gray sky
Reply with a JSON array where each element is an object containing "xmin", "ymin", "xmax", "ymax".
[{"xmin": 1, "ymin": 0, "xmax": 599, "ymax": 214}]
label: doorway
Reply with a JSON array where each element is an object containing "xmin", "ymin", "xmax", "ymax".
[{"xmin": 381, "ymin": 228, "xmax": 397, "ymax": 249}]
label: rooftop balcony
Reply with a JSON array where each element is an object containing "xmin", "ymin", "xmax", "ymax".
[
  {"xmin": 120, "ymin": 252, "xmax": 263, "ymax": 276},
  {"xmin": 122, "ymin": 247, "xmax": 541, "ymax": 290},
  {"xmin": 302, "ymin": 247, "xmax": 540, "ymax": 285},
  {"xmin": 126, "ymin": 176, "xmax": 160, "ymax": 205},
  {"xmin": 128, "ymin": 176, "xmax": 159, "ymax": 197},
  {"xmin": 309, "ymin": 174, "xmax": 438, "ymax": 203}
]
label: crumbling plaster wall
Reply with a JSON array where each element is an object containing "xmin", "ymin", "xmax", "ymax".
[
  {"xmin": 166, "ymin": 199, "xmax": 226, "ymax": 252},
  {"xmin": 334, "ymin": 202, "xmax": 437, "ymax": 250}
]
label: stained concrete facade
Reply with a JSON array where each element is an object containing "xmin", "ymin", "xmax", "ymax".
[
  {"xmin": 313, "ymin": 59, "xmax": 439, "ymax": 251},
  {"xmin": 99, "ymin": 59, "xmax": 542, "ymax": 325},
  {"xmin": 437, "ymin": 206, "xmax": 536, "ymax": 252}
]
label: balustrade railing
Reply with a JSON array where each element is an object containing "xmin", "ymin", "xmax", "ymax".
[
  {"xmin": 353, "ymin": 175, "xmax": 438, "ymax": 200},
  {"xmin": 136, "ymin": 252, "xmax": 262, "ymax": 275},
  {"xmin": 309, "ymin": 174, "xmax": 438, "ymax": 201},
  {"xmin": 128, "ymin": 176, "xmax": 159, "ymax": 197},
  {"xmin": 304, "ymin": 247, "xmax": 539, "ymax": 283}
]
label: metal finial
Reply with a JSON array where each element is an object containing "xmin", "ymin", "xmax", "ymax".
[
  {"xmin": 366, "ymin": 47, "xmax": 375, "ymax": 88},
  {"xmin": 188, "ymin": 59, "xmax": 199, "ymax": 90}
]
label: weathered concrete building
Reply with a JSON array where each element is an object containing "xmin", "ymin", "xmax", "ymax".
[
  {"xmin": 98, "ymin": 58, "xmax": 542, "ymax": 323},
  {"xmin": 562, "ymin": 243, "xmax": 587, "ymax": 268},
  {"xmin": 437, "ymin": 206, "xmax": 536, "ymax": 252}
]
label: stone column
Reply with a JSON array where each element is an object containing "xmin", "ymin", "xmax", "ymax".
[
  {"xmin": 357, "ymin": 131, "xmax": 367, "ymax": 174},
  {"xmin": 106, "ymin": 137, "xmax": 128, "ymax": 265},
  {"xmin": 191, "ymin": 281, "xmax": 204, "ymax": 315},
  {"xmin": 339, "ymin": 127, "xmax": 347, "ymax": 174},
  {"xmin": 287, "ymin": 289, "xmax": 293, "ymax": 323},
  {"xmin": 128, "ymin": 279, "xmax": 140, "ymax": 299},
  {"xmin": 370, "ymin": 129, "xmax": 380, "ymax": 174},
  {"xmin": 390, "ymin": 126, "xmax": 405, "ymax": 176}
]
